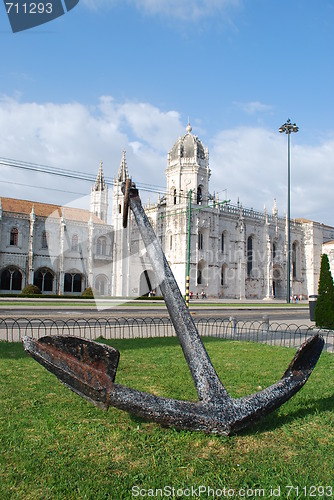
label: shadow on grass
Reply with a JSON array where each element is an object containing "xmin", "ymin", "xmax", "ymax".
[
  {"xmin": 126, "ymin": 392, "xmax": 334, "ymax": 437},
  {"xmin": 0, "ymin": 335, "xmax": 184, "ymax": 359},
  {"xmin": 240, "ymin": 393, "xmax": 334, "ymax": 436},
  {"xmin": 98, "ymin": 335, "xmax": 232, "ymax": 351},
  {"xmin": 0, "ymin": 341, "xmax": 26, "ymax": 359},
  {"xmin": 98, "ymin": 335, "xmax": 182, "ymax": 351}
]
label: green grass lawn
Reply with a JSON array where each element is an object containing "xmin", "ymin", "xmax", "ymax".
[{"xmin": 1, "ymin": 338, "xmax": 333, "ymax": 499}]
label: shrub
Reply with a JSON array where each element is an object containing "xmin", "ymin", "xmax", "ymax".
[
  {"xmin": 21, "ymin": 284, "xmax": 41, "ymax": 296},
  {"xmin": 81, "ymin": 287, "xmax": 97, "ymax": 298},
  {"xmin": 315, "ymin": 253, "xmax": 334, "ymax": 329}
]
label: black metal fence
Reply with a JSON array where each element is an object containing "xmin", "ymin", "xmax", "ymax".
[{"xmin": 0, "ymin": 317, "xmax": 333, "ymax": 353}]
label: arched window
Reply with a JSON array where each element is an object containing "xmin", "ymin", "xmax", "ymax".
[
  {"xmin": 34, "ymin": 269, "xmax": 54, "ymax": 292},
  {"xmin": 169, "ymin": 234, "xmax": 173, "ymax": 251},
  {"xmin": 11, "ymin": 270, "xmax": 22, "ymax": 290},
  {"xmin": 73, "ymin": 274, "xmax": 82, "ymax": 292},
  {"xmin": 98, "ymin": 280, "xmax": 105, "ymax": 295},
  {"xmin": 221, "ymin": 233, "xmax": 225, "ymax": 253},
  {"xmin": 197, "ymin": 186, "xmax": 202, "ymax": 205},
  {"xmin": 0, "ymin": 267, "xmax": 22, "ymax": 291},
  {"xmin": 197, "ymin": 261, "xmax": 205, "ymax": 285},
  {"xmin": 71, "ymin": 234, "xmax": 78, "ymax": 252},
  {"xmin": 173, "ymin": 188, "xmax": 177, "ymax": 205},
  {"xmin": 247, "ymin": 236, "xmax": 253, "ymax": 277},
  {"xmin": 44, "ymin": 272, "xmax": 53, "ymax": 292},
  {"xmin": 64, "ymin": 273, "xmax": 82, "ymax": 293},
  {"xmin": 42, "ymin": 231, "xmax": 49, "ymax": 249},
  {"xmin": 292, "ymin": 242, "xmax": 298, "ymax": 279},
  {"xmin": 0, "ymin": 269, "xmax": 10, "ymax": 290},
  {"xmin": 273, "ymin": 242, "xmax": 277, "ymax": 260},
  {"xmin": 64, "ymin": 273, "xmax": 72, "ymax": 292},
  {"xmin": 198, "ymin": 232, "xmax": 204, "ymax": 250},
  {"xmin": 221, "ymin": 265, "xmax": 225, "ymax": 286},
  {"xmin": 10, "ymin": 228, "xmax": 18, "ymax": 246},
  {"xmin": 96, "ymin": 237, "xmax": 107, "ymax": 256},
  {"xmin": 96, "ymin": 275, "xmax": 108, "ymax": 296}
]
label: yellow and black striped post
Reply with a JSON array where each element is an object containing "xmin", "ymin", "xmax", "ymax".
[{"xmin": 185, "ymin": 275, "xmax": 190, "ymax": 308}]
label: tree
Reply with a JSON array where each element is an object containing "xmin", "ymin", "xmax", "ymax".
[{"xmin": 315, "ymin": 253, "xmax": 334, "ymax": 329}]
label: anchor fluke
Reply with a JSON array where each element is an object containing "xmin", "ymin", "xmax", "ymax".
[
  {"xmin": 23, "ymin": 336, "xmax": 119, "ymax": 410},
  {"xmin": 282, "ymin": 331, "xmax": 324, "ymax": 380}
]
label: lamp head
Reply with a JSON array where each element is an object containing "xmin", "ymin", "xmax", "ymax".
[{"xmin": 279, "ymin": 119, "xmax": 299, "ymax": 134}]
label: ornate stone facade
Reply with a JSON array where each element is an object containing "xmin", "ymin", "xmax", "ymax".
[
  {"xmin": 0, "ymin": 193, "xmax": 112, "ymax": 295},
  {"xmin": 119, "ymin": 124, "xmax": 334, "ymax": 300},
  {"xmin": 1, "ymin": 124, "xmax": 333, "ymax": 298}
]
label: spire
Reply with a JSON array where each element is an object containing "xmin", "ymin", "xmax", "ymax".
[
  {"xmin": 272, "ymin": 198, "xmax": 278, "ymax": 217},
  {"xmin": 89, "ymin": 210, "xmax": 94, "ymax": 227},
  {"xmin": 61, "ymin": 208, "xmax": 66, "ymax": 227},
  {"xmin": 118, "ymin": 149, "xmax": 129, "ymax": 182},
  {"xmin": 93, "ymin": 161, "xmax": 106, "ymax": 191},
  {"xmin": 30, "ymin": 203, "xmax": 35, "ymax": 221},
  {"xmin": 186, "ymin": 118, "xmax": 192, "ymax": 134}
]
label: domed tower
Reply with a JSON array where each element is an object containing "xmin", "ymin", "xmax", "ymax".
[{"xmin": 166, "ymin": 122, "xmax": 210, "ymax": 206}]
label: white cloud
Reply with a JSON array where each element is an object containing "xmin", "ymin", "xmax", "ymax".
[
  {"xmin": 0, "ymin": 95, "xmax": 333, "ymax": 227},
  {"xmin": 0, "ymin": 95, "xmax": 182, "ymax": 208},
  {"xmin": 81, "ymin": 0, "xmax": 240, "ymax": 21},
  {"xmin": 210, "ymin": 127, "xmax": 334, "ymax": 226},
  {"xmin": 132, "ymin": 0, "xmax": 240, "ymax": 21},
  {"xmin": 80, "ymin": 0, "xmax": 118, "ymax": 11},
  {"xmin": 233, "ymin": 101, "xmax": 273, "ymax": 115}
]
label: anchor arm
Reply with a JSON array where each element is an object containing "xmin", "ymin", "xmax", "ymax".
[
  {"xmin": 124, "ymin": 183, "xmax": 229, "ymax": 403},
  {"xmin": 23, "ymin": 332, "xmax": 324, "ymax": 435},
  {"xmin": 22, "ymin": 335, "xmax": 233, "ymax": 434}
]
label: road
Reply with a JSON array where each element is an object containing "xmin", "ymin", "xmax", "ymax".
[
  {"xmin": 0, "ymin": 300, "xmax": 313, "ymax": 326},
  {"xmin": 1, "ymin": 300, "xmax": 331, "ymax": 351}
]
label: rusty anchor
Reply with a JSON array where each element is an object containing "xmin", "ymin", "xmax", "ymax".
[{"xmin": 23, "ymin": 180, "xmax": 324, "ymax": 435}]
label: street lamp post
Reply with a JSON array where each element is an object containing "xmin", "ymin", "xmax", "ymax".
[
  {"xmin": 279, "ymin": 118, "xmax": 299, "ymax": 304},
  {"xmin": 185, "ymin": 189, "xmax": 192, "ymax": 308}
]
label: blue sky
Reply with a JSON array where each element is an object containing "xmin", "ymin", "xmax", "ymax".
[{"xmin": 0, "ymin": 0, "xmax": 334, "ymax": 225}]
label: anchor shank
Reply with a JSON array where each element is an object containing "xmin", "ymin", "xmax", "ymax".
[{"xmin": 127, "ymin": 188, "xmax": 229, "ymax": 402}]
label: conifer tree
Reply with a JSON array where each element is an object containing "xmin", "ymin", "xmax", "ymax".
[{"xmin": 315, "ymin": 253, "xmax": 334, "ymax": 329}]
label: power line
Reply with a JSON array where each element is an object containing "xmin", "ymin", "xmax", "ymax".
[
  {"xmin": 0, "ymin": 179, "xmax": 88, "ymax": 197},
  {"xmin": 0, "ymin": 156, "xmax": 228, "ymax": 204},
  {"xmin": 0, "ymin": 156, "xmax": 167, "ymax": 197}
]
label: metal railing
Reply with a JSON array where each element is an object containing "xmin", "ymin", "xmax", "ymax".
[{"xmin": 0, "ymin": 316, "xmax": 333, "ymax": 352}]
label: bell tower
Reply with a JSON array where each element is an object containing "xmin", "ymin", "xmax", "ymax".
[
  {"xmin": 111, "ymin": 150, "xmax": 131, "ymax": 296},
  {"xmin": 166, "ymin": 122, "xmax": 210, "ymax": 207}
]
